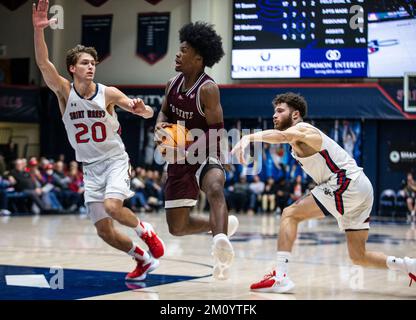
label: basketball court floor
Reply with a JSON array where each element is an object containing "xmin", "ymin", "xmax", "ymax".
[{"xmin": 0, "ymin": 212, "xmax": 415, "ymax": 300}]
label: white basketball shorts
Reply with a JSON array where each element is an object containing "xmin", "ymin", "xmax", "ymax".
[{"xmin": 311, "ymin": 171, "xmax": 373, "ymax": 231}]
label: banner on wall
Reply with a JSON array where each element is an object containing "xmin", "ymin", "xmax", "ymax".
[
  {"xmin": 388, "ymin": 144, "xmax": 416, "ymax": 171},
  {"xmin": 85, "ymin": 0, "xmax": 109, "ymax": 6},
  {"xmin": 137, "ymin": 12, "xmax": 170, "ymax": 65},
  {"xmin": 0, "ymin": 0, "xmax": 28, "ymax": 11},
  {"xmin": 81, "ymin": 15, "xmax": 113, "ymax": 62},
  {"xmin": 0, "ymin": 86, "xmax": 39, "ymax": 122}
]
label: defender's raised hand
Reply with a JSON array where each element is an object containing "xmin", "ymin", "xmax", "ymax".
[{"xmin": 32, "ymin": 0, "xmax": 57, "ymax": 29}]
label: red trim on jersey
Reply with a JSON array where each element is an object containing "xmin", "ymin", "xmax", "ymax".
[{"xmin": 319, "ymin": 149, "xmax": 351, "ymax": 215}]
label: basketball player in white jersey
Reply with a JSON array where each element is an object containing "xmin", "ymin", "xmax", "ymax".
[
  {"xmin": 232, "ymin": 92, "xmax": 416, "ymax": 293},
  {"xmin": 33, "ymin": 0, "xmax": 164, "ymax": 281}
]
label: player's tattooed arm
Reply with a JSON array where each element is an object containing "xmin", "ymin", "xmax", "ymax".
[{"xmin": 105, "ymin": 86, "xmax": 154, "ymax": 119}]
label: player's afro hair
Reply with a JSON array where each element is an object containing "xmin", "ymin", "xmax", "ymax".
[{"xmin": 179, "ymin": 21, "xmax": 225, "ymax": 68}]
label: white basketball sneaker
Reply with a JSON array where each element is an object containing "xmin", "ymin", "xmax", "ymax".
[
  {"xmin": 250, "ymin": 270, "xmax": 295, "ymax": 293},
  {"xmin": 404, "ymin": 257, "xmax": 416, "ymax": 286},
  {"xmin": 228, "ymin": 215, "xmax": 239, "ymax": 237},
  {"xmin": 212, "ymin": 236, "xmax": 234, "ymax": 280}
]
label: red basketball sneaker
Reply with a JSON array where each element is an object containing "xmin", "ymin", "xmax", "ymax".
[
  {"xmin": 250, "ymin": 270, "xmax": 295, "ymax": 293},
  {"xmin": 404, "ymin": 257, "xmax": 416, "ymax": 287},
  {"xmin": 125, "ymin": 257, "xmax": 159, "ymax": 281},
  {"xmin": 140, "ymin": 222, "xmax": 165, "ymax": 259}
]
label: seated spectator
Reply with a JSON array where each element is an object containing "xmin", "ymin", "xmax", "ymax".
[
  {"xmin": 129, "ymin": 168, "xmax": 151, "ymax": 212},
  {"xmin": 67, "ymin": 165, "xmax": 85, "ymax": 212},
  {"xmin": 261, "ymin": 177, "xmax": 277, "ymax": 214},
  {"xmin": 289, "ymin": 175, "xmax": 306, "ymax": 205},
  {"xmin": 404, "ymin": 172, "xmax": 416, "ymax": 222},
  {"xmin": 28, "ymin": 158, "xmax": 62, "ymax": 210},
  {"xmin": 41, "ymin": 163, "xmax": 64, "ymax": 210},
  {"xmin": 228, "ymin": 175, "xmax": 250, "ymax": 214},
  {"xmin": 9, "ymin": 158, "xmax": 48, "ymax": 213},
  {"xmin": 276, "ymin": 178, "xmax": 291, "ymax": 214},
  {"xmin": 52, "ymin": 160, "xmax": 74, "ymax": 210},
  {"xmin": 248, "ymin": 175, "xmax": 264, "ymax": 215},
  {"xmin": 144, "ymin": 170, "xmax": 163, "ymax": 212},
  {"xmin": 0, "ymin": 175, "xmax": 15, "ymax": 215}
]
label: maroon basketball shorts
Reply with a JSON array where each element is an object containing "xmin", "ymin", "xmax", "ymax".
[{"xmin": 164, "ymin": 157, "xmax": 224, "ymax": 209}]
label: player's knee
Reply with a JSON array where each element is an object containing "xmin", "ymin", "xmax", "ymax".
[
  {"xmin": 97, "ymin": 227, "xmax": 114, "ymax": 243},
  {"xmin": 206, "ymin": 182, "xmax": 224, "ymax": 201},
  {"xmin": 281, "ymin": 206, "xmax": 302, "ymax": 223},
  {"xmin": 168, "ymin": 223, "xmax": 187, "ymax": 236},
  {"xmin": 104, "ymin": 202, "xmax": 122, "ymax": 219}
]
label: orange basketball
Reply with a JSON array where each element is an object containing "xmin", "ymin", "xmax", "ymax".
[{"xmin": 157, "ymin": 124, "xmax": 193, "ymax": 148}]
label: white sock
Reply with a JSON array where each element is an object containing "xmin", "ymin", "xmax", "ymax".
[
  {"xmin": 276, "ymin": 251, "xmax": 291, "ymax": 277},
  {"xmin": 128, "ymin": 243, "xmax": 151, "ymax": 263},
  {"xmin": 134, "ymin": 221, "xmax": 147, "ymax": 237},
  {"xmin": 386, "ymin": 256, "xmax": 406, "ymax": 272}
]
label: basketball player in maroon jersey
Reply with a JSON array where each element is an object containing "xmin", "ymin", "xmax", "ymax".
[{"xmin": 155, "ymin": 22, "xmax": 238, "ymax": 280}]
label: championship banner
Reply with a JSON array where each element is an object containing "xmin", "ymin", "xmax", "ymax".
[
  {"xmin": 85, "ymin": 0, "xmax": 109, "ymax": 7},
  {"xmin": 145, "ymin": 0, "xmax": 163, "ymax": 5},
  {"xmin": 0, "ymin": 86, "xmax": 40, "ymax": 122},
  {"xmin": 137, "ymin": 12, "xmax": 170, "ymax": 65},
  {"xmin": 81, "ymin": 15, "xmax": 113, "ymax": 62},
  {"xmin": 389, "ymin": 144, "xmax": 416, "ymax": 171},
  {"xmin": 0, "ymin": 0, "xmax": 28, "ymax": 11}
]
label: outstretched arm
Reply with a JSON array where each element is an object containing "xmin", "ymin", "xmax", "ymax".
[
  {"xmin": 231, "ymin": 125, "xmax": 321, "ymax": 164},
  {"xmin": 105, "ymin": 86, "xmax": 154, "ymax": 119},
  {"xmin": 33, "ymin": 0, "xmax": 68, "ymax": 95}
]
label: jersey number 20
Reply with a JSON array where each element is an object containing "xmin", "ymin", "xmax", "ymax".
[{"xmin": 74, "ymin": 122, "xmax": 107, "ymax": 143}]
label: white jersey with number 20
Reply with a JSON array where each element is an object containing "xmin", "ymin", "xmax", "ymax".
[{"xmin": 62, "ymin": 83, "xmax": 125, "ymax": 163}]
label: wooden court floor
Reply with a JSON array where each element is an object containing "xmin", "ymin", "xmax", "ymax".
[{"xmin": 0, "ymin": 212, "xmax": 415, "ymax": 300}]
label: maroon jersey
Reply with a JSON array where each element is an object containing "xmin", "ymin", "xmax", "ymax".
[
  {"xmin": 163, "ymin": 73, "xmax": 225, "ymax": 208},
  {"xmin": 165, "ymin": 72, "xmax": 215, "ymax": 131}
]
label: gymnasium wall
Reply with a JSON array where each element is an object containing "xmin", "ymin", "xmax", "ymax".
[
  {"xmin": 0, "ymin": 1, "xmax": 50, "ymax": 85},
  {"xmin": 0, "ymin": 0, "xmax": 234, "ymax": 85}
]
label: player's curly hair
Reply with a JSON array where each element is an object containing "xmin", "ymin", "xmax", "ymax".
[
  {"xmin": 273, "ymin": 92, "xmax": 308, "ymax": 118},
  {"xmin": 179, "ymin": 21, "xmax": 225, "ymax": 68},
  {"xmin": 66, "ymin": 45, "xmax": 98, "ymax": 78}
]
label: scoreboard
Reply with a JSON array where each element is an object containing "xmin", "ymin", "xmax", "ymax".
[{"xmin": 231, "ymin": 0, "xmax": 416, "ymax": 78}]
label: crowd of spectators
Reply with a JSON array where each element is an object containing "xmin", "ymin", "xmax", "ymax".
[
  {"xmin": 0, "ymin": 154, "xmax": 167, "ymax": 216},
  {"xmin": 0, "ymin": 156, "xmax": 86, "ymax": 215},
  {"xmin": 0, "ymin": 142, "xmax": 311, "ymax": 216},
  {"xmin": 222, "ymin": 143, "xmax": 313, "ymax": 215}
]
